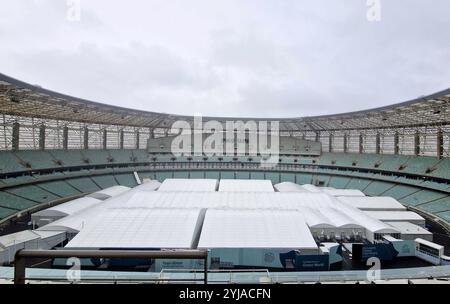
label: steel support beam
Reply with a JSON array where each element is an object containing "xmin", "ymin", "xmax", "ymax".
[
  {"xmin": 102, "ymin": 129, "xmax": 107, "ymax": 150},
  {"xmin": 39, "ymin": 124, "xmax": 45, "ymax": 150},
  {"xmin": 329, "ymin": 132, "xmax": 334, "ymax": 153},
  {"xmin": 414, "ymin": 131, "xmax": 420, "ymax": 156},
  {"xmin": 12, "ymin": 122, "xmax": 19, "ymax": 151},
  {"xmin": 359, "ymin": 133, "xmax": 364, "ymax": 154},
  {"xmin": 83, "ymin": 127, "xmax": 89, "ymax": 150},
  {"xmin": 62, "ymin": 126, "xmax": 68, "ymax": 150},
  {"xmin": 437, "ymin": 128, "xmax": 444, "ymax": 159},
  {"xmin": 375, "ymin": 133, "xmax": 381, "ymax": 154},
  {"xmin": 136, "ymin": 130, "xmax": 140, "ymax": 149},
  {"xmin": 394, "ymin": 132, "xmax": 400, "ymax": 155},
  {"xmin": 343, "ymin": 133, "xmax": 348, "ymax": 153},
  {"xmin": 119, "ymin": 129, "xmax": 124, "ymax": 149}
]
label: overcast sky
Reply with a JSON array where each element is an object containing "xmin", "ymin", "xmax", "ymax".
[{"xmin": 0, "ymin": 0, "xmax": 449, "ymax": 118}]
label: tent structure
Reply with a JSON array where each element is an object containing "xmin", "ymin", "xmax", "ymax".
[
  {"xmin": 219, "ymin": 179, "xmax": 274, "ymax": 192},
  {"xmin": 157, "ymin": 178, "xmax": 218, "ymax": 192}
]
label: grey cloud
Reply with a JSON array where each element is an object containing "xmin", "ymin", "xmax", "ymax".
[{"xmin": 0, "ymin": 0, "xmax": 449, "ymax": 117}]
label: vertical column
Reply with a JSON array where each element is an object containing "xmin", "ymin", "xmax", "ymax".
[
  {"xmin": 102, "ymin": 129, "xmax": 107, "ymax": 150},
  {"xmin": 136, "ymin": 129, "xmax": 140, "ymax": 149},
  {"xmin": 343, "ymin": 133, "xmax": 348, "ymax": 153},
  {"xmin": 315, "ymin": 131, "xmax": 320, "ymax": 142},
  {"xmin": 414, "ymin": 130, "xmax": 420, "ymax": 156},
  {"xmin": 39, "ymin": 124, "xmax": 46, "ymax": 150},
  {"xmin": 328, "ymin": 132, "xmax": 333, "ymax": 153},
  {"xmin": 437, "ymin": 128, "xmax": 444, "ymax": 159},
  {"xmin": 375, "ymin": 132, "xmax": 381, "ymax": 154},
  {"xmin": 359, "ymin": 132, "xmax": 364, "ymax": 154},
  {"xmin": 12, "ymin": 122, "xmax": 20, "ymax": 151},
  {"xmin": 119, "ymin": 129, "xmax": 124, "ymax": 149},
  {"xmin": 149, "ymin": 128, "xmax": 155, "ymax": 139},
  {"xmin": 62, "ymin": 126, "xmax": 68, "ymax": 150},
  {"xmin": 83, "ymin": 126, "xmax": 89, "ymax": 150},
  {"xmin": 394, "ymin": 131, "xmax": 400, "ymax": 155}
]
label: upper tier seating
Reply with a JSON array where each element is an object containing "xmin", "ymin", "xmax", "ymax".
[
  {"xmin": 14, "ymin": 151, "xmax": 60, "ymax": 170},
  {"xmin": 1, "ymin": 149, "xmax": 450, "ymax": 225},
  {"xmin": 0, "ymin": 151, "xmax": 25, "ymax": 173},
  {"xmin": 49, "ymin": 150, "xmax": 85, "ymax": 167},
  {"xmin": 108, "ymin": 150, "xmax": 135, "ymax": 163}
]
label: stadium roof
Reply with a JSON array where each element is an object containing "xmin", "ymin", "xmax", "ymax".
[{"xmin": 1, "ymin": 73, "xmax": 449, "ymax": 131}]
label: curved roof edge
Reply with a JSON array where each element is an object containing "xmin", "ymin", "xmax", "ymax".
[{"xmin": 1, "ymin": 72, "xmax": 449, "ymax": 121}]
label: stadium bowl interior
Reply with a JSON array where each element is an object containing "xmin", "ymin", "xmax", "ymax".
[{"xmin": 1, "ymin": 73, "xmax": 450, "ymax": 282}]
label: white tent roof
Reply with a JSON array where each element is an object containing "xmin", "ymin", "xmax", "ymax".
[
  {"xmin": 219, "ymin": 179, "xmax": 274, "ymax": 192},
  {"xmin": 337, "ymin": 196, "xmax": 406, "ymax": 211},
  {"xmin": 273, "ymin": 182, "xmax": 310, "ymax": 192},
  {"xmin": 37, "ymin": 188, "xmax": 140, "ymax": 232},
  {"xmin": 316, "ymin": 206, "xmax": 363, "ymax": 229},
  {"xmin": 198, "ymin": 209, "xmax": 317, "ymax": 249},
  {"xmin": 86, "ymin": 185, "xmax": 131, "ymax": 200},
  {"xmin": 33, "ymin": 197, "xmax": 102, "ymax": 218},
  {"xmin": 157, "ymin": 178, "xmax": 218, "ymax": 192},
  {"xmin": 275, "ymin": 183, "xmax": 365, "ymax": 197},
  {"xmin": 321, "ymin": 189, "xmax": 365, "ymax": 197},
  {"xmin": 386, "ymin": 222, "xmax": 432, "ymax": 236},
  {"xmin": 338, "ymin": 204, "xmax": 399, "ymax": 234},
  {"xmin": 31, "ymin": 179, "xmax": 409, "ymax": 248},
  {"xmin": 65, "ymin": 208, "xmax": 204, "ymax": 249},
  {"xmin": 132, "ymin": 180, "xmax": 161, "ymax": 191},
  {"xmin": 0, "ymin": 230, "xmax": 40, "ymax": 248},
  {"xmin": 38, "ymin": 189, "xmax": 397, "ymax": 237},
  {"xmin": 364, "ymin": 211, "xmax": 425, "ymax": 223},
  {"xmin": 300, "ymin": 207, "xmax": 336, "ymax": 228},
  {"xmin": 300, "ymin": 184, "xmax": 323, "ymax": 193}
]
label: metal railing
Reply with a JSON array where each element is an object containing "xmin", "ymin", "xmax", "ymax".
[{"xmin": 13, "ymin": 249, "xmax": 208, "ymax": 284}]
